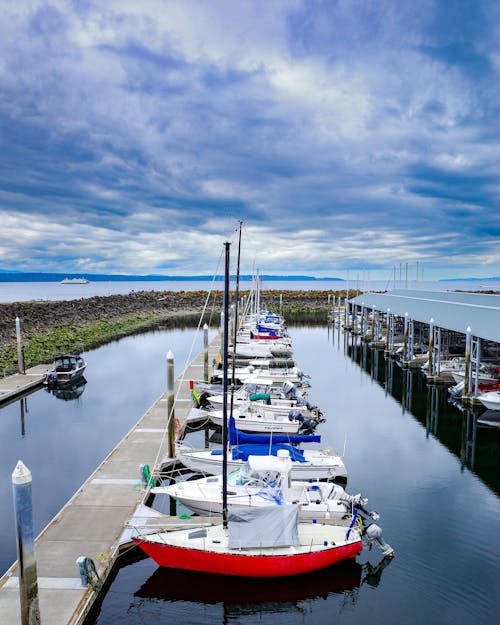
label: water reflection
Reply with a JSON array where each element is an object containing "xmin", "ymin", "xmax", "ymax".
[
  {"xmin": 0, "ymin": 326, "xmax": 212, "ymax": 575},
  {"xmin": 131, "ymin": 556, "xmax": 393, "ymax": 618},
  {"xmin": 345, "ymin": 333, "xmax": 500, "ymax": 495},
  {"xmin": 19, "ymin": 396, "xmax": 28, "ymax": 437},
  {"xmin": 45, "ymin": 376, "xmax": 87, "ymax": 401}
]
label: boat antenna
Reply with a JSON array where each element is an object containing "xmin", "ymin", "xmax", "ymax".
[
  {"xmin": 222, "ymin": 240, "xmax": 231, "ymax": 528},
  {"xmin": 230, "ymin": 220, "xmax": 243, "ymax": 419}
]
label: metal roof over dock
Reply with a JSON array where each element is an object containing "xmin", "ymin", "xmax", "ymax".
[{"xmin": 348, "ymin": 289, "xmax": 500, "ymax": 343}]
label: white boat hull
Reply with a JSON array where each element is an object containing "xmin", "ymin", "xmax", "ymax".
[
  {"xmin": 175, "ymin": 446, "xmax": 347, "ymax": 480},
  {"xmin": 154, "ymin": 479, "xmax": 354, "ymax": 520},
  {"xmin": 477, "ymin": 391, "xmax": 500, "ymax": 411}
]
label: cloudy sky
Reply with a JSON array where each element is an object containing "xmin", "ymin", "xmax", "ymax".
[{"xmin": 0, "ymin": 0, "xmax": 499, "ymax": 279}]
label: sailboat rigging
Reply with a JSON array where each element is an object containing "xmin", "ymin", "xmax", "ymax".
[{"xmin": 132, "ymin": 240, "xmax": 393, "ymax": 577}]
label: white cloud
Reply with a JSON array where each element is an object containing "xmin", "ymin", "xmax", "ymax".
[{"xmin": 0, "ymin": 1, "xmax": 499, "ymax": 278}]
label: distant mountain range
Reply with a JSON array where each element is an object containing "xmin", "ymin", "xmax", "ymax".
[{"xmin": 0, "ymin": 271, "xmax": 344, "ymax": 282}]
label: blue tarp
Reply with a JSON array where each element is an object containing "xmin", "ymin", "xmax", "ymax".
[
  {"xmin": 228, "ymin": 416, "xmax": 321, "ymax": 445},
  {"xmin": 231, "ymin": 444, "xmax": 307, "ymax": 463}
]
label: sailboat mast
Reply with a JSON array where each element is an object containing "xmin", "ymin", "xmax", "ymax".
[
  {"xmin": 230, "ymin": 221, "xmax": 243, "ymax": 418},
  {"xmin": 222, "ymin": 241, "xmax": 231, "ymax": 528}
]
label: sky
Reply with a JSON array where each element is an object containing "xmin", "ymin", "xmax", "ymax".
[{"xmin": 0, "ymin": 0, "xmax": 499, "ymax": 280}]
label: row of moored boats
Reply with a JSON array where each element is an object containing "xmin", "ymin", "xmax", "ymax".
[{"xmin": 132, "ymin": 254, "xmax": 394, "ymax": 578}]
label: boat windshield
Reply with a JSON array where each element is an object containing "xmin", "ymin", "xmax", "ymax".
[{"xmin": 227, "ymin": 467, "xmax": 282, "ymax": 488}]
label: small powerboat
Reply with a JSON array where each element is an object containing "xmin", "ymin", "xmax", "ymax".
[{"xmin": 44, "ymin": 354, "xmax": 86, "ymax": 388}]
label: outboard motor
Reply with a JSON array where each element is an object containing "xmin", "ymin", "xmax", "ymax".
[
  {"xmin": 448, "ymin": 380, "xmax": 464, "ymax": 398},
  {"xmin": 46, "ymin": 372, "xmax": 59, "ymax": 389},
  {"xmin": 289, "ymin": 411, "xmax": 318, "ymax": 434},
  {"xmin": 364, "ymin": 523, "xmax": 395, "ymax": 557},
  {"xmin": 282, "ymin": 381, "xmax": 311, "ymax": 408}
]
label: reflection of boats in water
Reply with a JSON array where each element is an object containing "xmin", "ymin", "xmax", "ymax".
[
  {"xmin": 134, "ymin": 555, "xmax": 393, "ymax": 606},
  {"xmin": 46, "ymin": 377, "xmax": 87, "ymax": 401},
  {"xmin": 477, "ymin": 409, "xmax": 500, "ymax": 428}
]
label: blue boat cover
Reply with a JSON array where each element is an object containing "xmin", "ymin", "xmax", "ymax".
[
  {"xmin": 231, "ymin": 444, "xmax": 307, "ymax": 463},
  {"xmin": 256, "ymin": 325, "xmax": 279, "ymax": 335},
  {"xmin": 228, "ymin": 416, "xmax": 321, "ymax": 445}
]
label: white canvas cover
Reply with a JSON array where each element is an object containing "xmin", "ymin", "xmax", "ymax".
[{"xmin": 228, "ymin": 503, "xmax": 300, "ymax": 549}]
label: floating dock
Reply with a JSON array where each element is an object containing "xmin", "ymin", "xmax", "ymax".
[
  {"xmin": 0, "ymin": 364, "xmax": 50, "ymax": 406},
  {"xmin": 0, "ymin": 338, "xmax": 221, "ymax": 625}
]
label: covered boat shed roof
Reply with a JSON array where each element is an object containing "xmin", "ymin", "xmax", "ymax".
[{"xmin": 348, "ymin": 289, "xmax": 500, "ymax": 344}]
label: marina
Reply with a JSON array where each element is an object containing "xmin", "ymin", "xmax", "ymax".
[
  {"xmin": 0, "ymin": 285, "xmax": 499, "ymax": 625},
  {"xmin": 2, "ymin": 3, "xmax": 499, "ymax": 623}
]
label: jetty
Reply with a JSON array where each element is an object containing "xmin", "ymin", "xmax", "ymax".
[{"xmin": 0, "ymin": 336, "xmax": 221, "ymax": 625}]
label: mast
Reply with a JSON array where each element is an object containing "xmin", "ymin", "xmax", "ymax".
[
  {"xmin": 230, "ymin": 221, "xmax": 243, "ymax": 418},
  {"xmin": 222, "ymin": 241, "xmax": 231, "ymax": 528}
]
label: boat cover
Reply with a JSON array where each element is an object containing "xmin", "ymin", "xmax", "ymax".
[
  {"xmin": 229, "ymin": 416, "xmax": 321, "ymax": 445},
  {"xmin": 228, "ymin": 503, "xmax": 300, "ymax": 549},
  {"xmin": 231, "ymin": 444, "xmax": 308, "ymax": 462}
]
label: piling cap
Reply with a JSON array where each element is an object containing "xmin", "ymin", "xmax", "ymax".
[{"xmin": 12, "ymin": 460, "xmax": 32, "ymax": 485}]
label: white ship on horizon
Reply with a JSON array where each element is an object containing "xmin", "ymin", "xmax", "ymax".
[{"xmin": 60, "ymin": 277, "xmax": 90, "ymax": 284}]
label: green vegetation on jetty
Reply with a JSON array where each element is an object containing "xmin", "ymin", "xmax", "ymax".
[{"xmin": 0, "ymin": 289, "xmax": 355, "ymax": 374}]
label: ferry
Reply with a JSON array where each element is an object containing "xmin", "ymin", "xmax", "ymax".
[{"xmin": 60, "ymin": 277, "xmax": 89, "ymax": 284}]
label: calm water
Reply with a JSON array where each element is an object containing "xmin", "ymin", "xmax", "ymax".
[
  {"xmin": 1, "ymin": 325, "xmax": 499, "ymax": 625},
  {"xmin": 0, "ymin": 325, "xmax": 216, "ymax": 575},
  {"xmin": 86, "ymin": 326, "xmax": 499, "ymax": 625},
  {"xmin": 1, "ymin": 279, "xmax": 499, "ymax": 303}
]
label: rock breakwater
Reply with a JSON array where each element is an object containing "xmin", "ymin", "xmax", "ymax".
[{"xmin": 0, "ymin": 289, "xmax": 352, "ymax": 374}]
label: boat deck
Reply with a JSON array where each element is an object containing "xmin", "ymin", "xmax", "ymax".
[{"xmin": 0, "ymin": 337, "xmax": 220, "ymax": 625}]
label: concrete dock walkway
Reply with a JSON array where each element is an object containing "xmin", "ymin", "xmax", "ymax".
[
  {"xmin": 0, "ymin": 337, "xmax": 220, "ymax": 625},
  {"xmin": 0, "ymin": 364, "xmax": 50, "ymax": 406}
]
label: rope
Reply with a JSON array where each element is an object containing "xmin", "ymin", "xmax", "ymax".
[{"xmin": 78, "ymin": 557, "xmax": 102, "ymax": 590}]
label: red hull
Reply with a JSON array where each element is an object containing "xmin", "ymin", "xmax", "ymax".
[
  {"xmin": 251, "ymin": 335, "xmax": 281, "ymax": 340},
  {"xmin": 133, "ymin": 538, "xmax": 362, "ymax": 577}
]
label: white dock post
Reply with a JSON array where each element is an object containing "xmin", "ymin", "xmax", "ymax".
[
  {"xmin": 428, "ymin": 318, "xmax": 434, "ymax": 376},
  {"xmin": 12, "ymin": 461, "xmax": 41, "ymax": 625},
  {"xmin": 16, "ymin": 317, "xmax": 25, "ymax": 374},
  {"xmin": 385, "ymin": 308, "xmax": 391, "ymax": 351},
  {"xmin": 464, "ymin": 326, "xmax": 472, "ymax": 401},
  {"xmin": 166, "ymin": 350, "xmax": 175, "ymax": 458},
  {"xmin": 403, "ymin": 312, "xmax": 409, "ymax": 361},
  {"xmin": 203, "ymin": 323, "xmax": 209, "ymax": 382}
]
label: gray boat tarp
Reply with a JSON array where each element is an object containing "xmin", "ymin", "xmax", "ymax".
[{"xmin": 228, "ymin": 503, "xmax": 300, "ymax": 549}]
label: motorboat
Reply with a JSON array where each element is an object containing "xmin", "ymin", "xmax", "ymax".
[
  {"xmin": 154, "ymin": 449, "xmax": 378, "ymax": 522},
  {"xmin": 203, "ymin": 382, "xmax": 314, "ymax": 413},
  {"xmin": 451, "ymin": 363, "xmax": 500, "ymax": 385},
  {"xmin": 174, "ymin": 436, "xmax": 347, "ymax": 481},
  {"xmin": 210, "ymin": 366, "xmax": 310, "ymax": 387},
  {"xmin": 208, "ymin": 403, "xmax": 323, "ymax": 434},
  {"xmin": 477, "ymin": 390, "xmax": 500, "ymax": 411},
  {"xmin": 43, "ymin": 354, "xmax": 86, "ymax": 388}
]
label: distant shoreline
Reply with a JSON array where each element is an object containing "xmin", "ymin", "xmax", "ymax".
[{"xmin": 0, "ymin": 272, "xmax": 344, "ymax": 283}]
